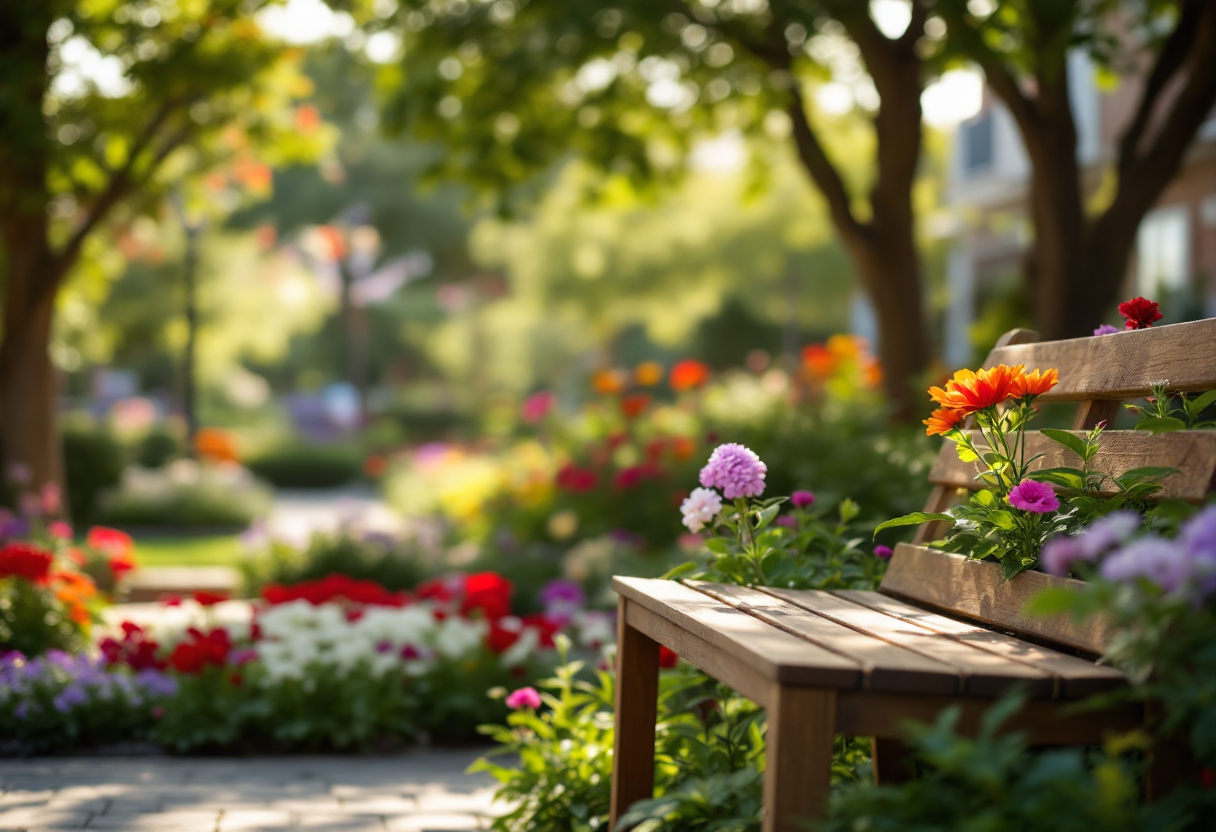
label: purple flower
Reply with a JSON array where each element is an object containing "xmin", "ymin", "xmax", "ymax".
[
  {"xmin": 699, "ymin": 444, "xmax": 767, "ymax": 500},
  {"xmin": 1079, "ymin": 511, "xmax": 1142, "ymax": 558},
  {"xmin": 874, "ymin": 545, "xmax": 893, "ymax": 560},
  {"xmin": 775, "ymin": 516, "xmax": 798, "ymax": 528},
  {"xmin": 538, "ymin": 579, "xmax": 586, "ymax": 624},
  {"xmin": 1041, "ymin": 535, "xmax": 1084, "ymax": 577},
  {"xmin": 505, "ymin": 686, "xmax": 542, "ymax": 710},
  {"xmin": 376, "ymin": 640, "xmax": 393, "ymax": 654},
  {"xmin": 1093, "ymin": 324, "xmax": 1120, "ymax": 336},
  {"xmin": 1100, "ymin": 537, "xmax": 1194, "ymax": 593},
  {"xmin": 1180, "ymin": 506, "xmax": 1216, "ymax": 594},
  {"xmin": 791, "ymin": 490, "xmax": 816, "ymax": 508},
  {"xmin": 1007, "ymin": 480, "xmax": 1059, "ymax": 513}
]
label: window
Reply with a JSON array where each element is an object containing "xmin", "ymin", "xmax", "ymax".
[
  {"xmin": 1136, "ymin": 205, "xmax": 1190, "ymax": 296},
  {"xmin": 962, "ymin": 112, "xmax": 994, "ymax": 175}
]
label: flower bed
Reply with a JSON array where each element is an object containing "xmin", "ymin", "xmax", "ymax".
[{"xmin": 1, "ymin": 570, "xmax": 614, "ymax": 755}]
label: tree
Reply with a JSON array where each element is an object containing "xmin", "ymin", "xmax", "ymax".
[
  {"xmin": 371, "ymin": 0, "xmax": 938, "ymax": 420},
  {"xmin": 0, "ymin": 0, "xmax": 319, "ymax": 494},
  {"xmin": 938, "ymin": 0, "xmax": 1216, "ymax": 339}
]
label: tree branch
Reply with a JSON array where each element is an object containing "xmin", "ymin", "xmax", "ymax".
[
  {"xmin": 1116, "ymin": 0, "xmax": 1203, "ymax": 176},
  {"xmin": 937, "ymin": 3, "xmax": 1038, "ymax": 135},
  {"xmin": 786, "ymin": 84, "xmax": 866, "ymax": 246}
]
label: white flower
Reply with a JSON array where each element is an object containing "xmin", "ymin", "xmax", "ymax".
[{"xmin": 680, "ymin": 487, "xmax": 722, "ymax": 533}]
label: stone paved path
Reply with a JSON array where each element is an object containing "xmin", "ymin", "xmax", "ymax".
[{"xmin": 0, "ymin": 749, "xmax": 509, "ymax": 831}]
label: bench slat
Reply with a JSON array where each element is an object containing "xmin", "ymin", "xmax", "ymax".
[
  {"xmin": 766, "ymin": 588, "xmax": 1054, "ymax": 697},
  {"xmin": 929, "ymin": 430, "xmax": 1216, "ymax": 502},
  {"xmin": 612, "ymin": 577, "xmax": 862, "ymax": 688},
  {"xmin": 982, "ymin": 319, "xmax": 1216, "ymax": 401},
  {"xmin": 878, "ymin": 544, "xmax": 1109, "ymax": 654},
  {"xmin": 691, "ymin": 582, "xmax": 961, "ymax": 695},
  {"xmin": 832, "ymin": 590, "xmax": 1126, "ymax": 699}
]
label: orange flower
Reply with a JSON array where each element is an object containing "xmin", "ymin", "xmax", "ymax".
[
  {"xmin": 1011, "ymin": 367, "xmax": 1059, "ymax": 399},
  {"xmin": 669, "ymin": 360, "xmax": 710, "ymax": 391},
  {"xmin": 195, "ymin": 428, "xmax": 240, "ymax": 464},
  {"xmin": 928, "ymin": 364, "xmax": 1024, "ymax": 415},
  {"xmin": 801, "ymin": 344, "xmax": 837, "ymax": 379},
  {"xmin": 634, "ymin": 362, "xmax": 664, "ymax": 387},
  {"xmin": 862, "ymin": 357, "xmax": 883, "ymax": 389},
  {"xmin": 620, "ymin": 393, "xmax": 650, "ymax": 419},
  {"xmin": 671, "ymin": 436, "xmax": 696, "ymax": 461},
  {"xmin": 924, "ymin": 408, "xmax": 966, "ymax": 437},
  {"xmin": 592, "ymin": 368, "xmax": 628, "ymax": 395}
]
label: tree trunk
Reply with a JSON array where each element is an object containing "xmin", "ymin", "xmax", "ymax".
[{"xmin": 0, "ymin": 247, "xmax": 63, "ymax": 494}]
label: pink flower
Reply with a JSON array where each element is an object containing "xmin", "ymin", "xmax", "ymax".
[
  {"xmin": 1007, "ymin": 480, "xmax": 1059, "ymax": 514},
  {"xmin": 48, "ymin": 521, "xmax": 73, "ymax": 540},
  {"xmin": 505, "ymin": 686, "xmax": 542, "ymax": 710},
  {"xmin": 699, "ymin": 444, "xmax": 767, "ymax": 500},
  {"xmin": 791, "ymin": 490, "xmax": 815, "ymax": 508},
  {"xmin": 874, "ymin": 545, "xmax": 893, "ymax": 560},
  {"xmin": 521, "ymin": 391, "xmax": 554, "ymax": 423},
  {"xmin": 775, "ymin": 516, "xmax": 798, "ymax": 528}
]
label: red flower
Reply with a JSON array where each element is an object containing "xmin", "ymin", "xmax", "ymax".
[
  {"xmin": 521, "ymin": 613, "xmax": 563, "ymax": 649},
  {"xmin": 613, "ymin": 462, "xmax": 663, "ymax": 490},
  {"xmin": 658, "ymin": 646, "xmax": 679, "ymax": 668},
  {"xmin": 487, "ymin": 618, "xmax": 522, "ymax": 654},
  {"xmin": 555, "ymin": 464, "xmax": 599, "ymax": 493},
  {"xmin": 87, "ymin": 527, "xmax": 134, "ymax": 559},
  {"xmin": 1118, "ymin": 296, "xmax": 1163, "ymax": 330},
  {"xmin": 261, "ymin": 574, "xmax": 408, "ymax": 607},
  {"xmin": 0, "ymin": 543, "xmax": 53, "ymax": 583},
  {"xmin": 620, "ymin": 393, "xmax": 650, "ymax": 420},
  {"xmin": 461, "ymin": 572, "xmax": 513, "ymax": 620},
  {"xmin": 168, "ymin": 627, "xmax": 232, "ymax": 674},
  {"xmin": 193, "ymin": 590, "xmax": 230, "ymax": 607},
  {"xmin": 363, "ymin": 455, "xmax": 386, "ymax": 478},
  {"xmin": 670, "ymin": 360, "xmax": 710, "ymax": 391},
  {"xmin": 100, "ymin": 621, "xmax": 165, "ymax": 671}
]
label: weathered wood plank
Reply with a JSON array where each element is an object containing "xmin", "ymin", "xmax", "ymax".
[
  {"xmin": 877, "ymin": 544, "xmax": 1109, "ymax": 654},
  {"xmin": 767, "ymin": 588, "xmax": 1054, "ymax": 697},
  {"xmin": 763, "ymin": 685, "xmax": 836, "ymax": 832},
  {"xmin": 833, "ymin": 590, "xmax": 1127, "ymax": 699},
  {"xmin": 692, "ymin": 582, "xmax": 960, "ymax": 695},
  {"xmin": 981, "ymin": 319, "xmax": 1216, "ymax": 401},
  {"xmin": 609, "ymin": 598, "xmax": 660, "ymax": 831},
  {"xmin": 612, "ymin": 577, "xmax": 862, "ymax": 688},
  {"xmin": 928, "ymin": 429, "xmax": 1216, "ymax": 502}
]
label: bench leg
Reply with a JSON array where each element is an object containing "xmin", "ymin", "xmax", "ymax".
[
  {"xmin": 763, "ymin": 686, "xmax": 836, "ymax": 832},
  {"xmin": 871, "ymin": 737, "xmax": 916, "ymax": 785},
  {"xmin": 609, "ymin": 598, "xmax": 661, "ymax": 831}
]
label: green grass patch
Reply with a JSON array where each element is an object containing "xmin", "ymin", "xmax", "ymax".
[{"xmin": 132, "ymin": 535, "xmax": 245, "ymax": 568}]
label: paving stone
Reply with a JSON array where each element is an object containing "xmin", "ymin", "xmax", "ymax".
[
  {"xmin": 383, "ymin": 815, "xmax": 484, "ymax": 832},
  {"xmin": 411, "ymin": 788, "xmax": 500, "ymax": 817},
  {"xmin": 295, "ymin": 814, "xmax": 385, "ymax": 830},
  {"xmin": 0, "ymin": 810, "xmax": 92, "ymax": 830},
  {"xmin": 215, "ymin": 810, "xmax": 293, "ymax": 830},
  {"xmin": 334, "ymin": 799, "xmax": 415, "ymax": 814},
  {"xmin": 86, "ymin": 811, "xmax": 220, "ymax": 830}
]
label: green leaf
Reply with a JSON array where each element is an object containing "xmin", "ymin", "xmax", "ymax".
[
  {"xmin": 956, "ymin": 445, "xmax": 979, "ymax": 463},
  {"xmin": 971, "ymin": 489, "xmax": 995, "ymax": 507},
  {"xmin": 660, "ymin": 561, "xmax": 698, "ymax": 580},
  {"xmin": 754, "ymin": 503, "xmax": 781, "ymax": 531},
  {"xmin": 1040, "ymin": 429, "xmax": 1090, "ymax": 461},
  {"xmin": 1185, "ymin": 389, "xmax": 1216, "ymax": 418},
  {"xmin": 1134, "ymin": 416, "xmax": 1188, "ymax": 434},
  {"xmin": 1023, "ymin": 587, "xmax": 1080, "ymax": 617},
  {"xmin": 873, "ymin": 512, "xmax": 955, "ymax": 536},
  {"xmin": 704, "ymin": 538, "xmax": 729, "ymax": 555},
  {"xmin": 1027, "ymin": 468, "xmax": 1086, "ymax": 491},
  {"xmin": 1115, "ymin": 466, "xmax": 1178, "ymax": 486},
  {"xmin": 987, "ymin": 510, "xmax": 1017, "ymax": 530}
]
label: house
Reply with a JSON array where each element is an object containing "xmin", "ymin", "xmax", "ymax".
[{"xmin": 942, "ymin": 53, "xmax": 1216, "ymax": 365}]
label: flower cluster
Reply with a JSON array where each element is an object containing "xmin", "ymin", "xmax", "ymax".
[
  {"xmin": 925, "ymin": 363, "xmax": 1058, "ymax": 435},
  {"xmin": 1093, "ymin": 295, "xmax": 1162, "ymax": 335},
  {"xmin": 699, "ymin": 443, "xmax": 767, "ymax": 500}
]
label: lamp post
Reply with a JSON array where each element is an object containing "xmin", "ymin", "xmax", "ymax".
[{"xmin": 172, "ymin": 192, "xmax": 207, "ymax": 449}]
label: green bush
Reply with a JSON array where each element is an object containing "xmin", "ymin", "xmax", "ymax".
[
  {"xmin": 96, "ymin": 461, "xmax": 271, "ymax": 528},
  {"xmin": 137, "ymin": 427, "xmax": 182, "ymax": 468},
  {"xmin": 242, "ymin": 528, "xmax": 430, "ymax": 594},
  {"xmin": 245, "ymin": 442, "xmax": 364, "ymax": 489},
  {"xmin": 61, "ymin": 422, "xmax": 127, "ymax": 524}
]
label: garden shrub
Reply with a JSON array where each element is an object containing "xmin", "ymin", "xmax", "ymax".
[
  {"xmin": 136, "ymin": 426, "xmax": 183, "ymax": 468},
  {"xmin": 96, "ymin": 460, "xmax": 271, "ymax": 528},
  {"xmin": 245, "ymin": 442, "xmax": 364, "ymax": 489},
  {"xmin": 241, "ymin": 528, "xmax": 431, "ymax": 594},
  {"xmin": 61, "ymin": 421, "xmax": 127, "ymax": 524}
]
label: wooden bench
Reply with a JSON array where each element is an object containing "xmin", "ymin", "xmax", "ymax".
[{"xmin": 608, "ymin": 320, "xmax": 1216, "ymax": 832}]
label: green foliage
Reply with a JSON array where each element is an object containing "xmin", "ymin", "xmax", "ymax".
[
  {"xmin": 1126, "ymin": 384, "xmax": 1216, "ymax": 434},
  {"xmin": 61, "ymin": 421, "xmax": 127, "ymax": 524},
  {"xmin": 136, "ymin": 426, "xmax": 183, "ymax": 469},
  {"xmin": 241, "ymin": 529, "xmax": 430, "ymax": 595},
  {"xmin": 96, "ymin": 462, "xmax": 271, "ymax": 529},
  {"xmin": 0, "ymin": 578, "xmax": 86, "ymax": 657},
  {"xmin": 677, "ymin": 496, "xmax": 886, "ymax": 590},
  {"xmin": 820, "ymin": 694, "xmax": 1184, "ymax": 832},
  {"xmin": 245, "ymin": 441, "xmax": 364, "ymax": 489}
]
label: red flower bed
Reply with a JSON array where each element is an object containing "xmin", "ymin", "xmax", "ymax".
[
  {"xmin": 0, "ymin": 542, "xmax": 53, "ymax": 583},
  {"xmin": 261, "ymin": 574, "xmax": 410, "ymax": 607}
]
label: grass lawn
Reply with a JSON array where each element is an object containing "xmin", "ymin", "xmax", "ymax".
[{"xmin": 132, "ymin": 535, "xmax": 246, "ymax": 568}]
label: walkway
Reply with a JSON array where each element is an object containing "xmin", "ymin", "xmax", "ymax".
[{"xmin": 0, "ymin": 749, "xmax": 508, "ymax": 831}]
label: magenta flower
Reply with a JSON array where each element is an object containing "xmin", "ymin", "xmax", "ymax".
[
  {"xmin": 1093, "ymin": 324, "xmax": 1119, "ymax": 336},
  {"xmin": 505, "ymin": 686, "xmax": 542, "ymax": 710},
  {"xmin": 791, "ymin": 490, "xmax": 816, "ymax": 508},
  {"xmin": 521, "ymin": 391, "xmax": 555, "ymax": 423},
  {"xmin": 775, "ymin": 515, "xmax": 798, "ymax": 528},
  {"xmin": 1007, "ymin": 480, "xmax": 1059, "ymax": 513},
  {"xmin": 699, "ymin": 444, "xmax": 767, "ymax": 499},
  {"xmin": 874, "ymin": 545, "xmax": 893, "ymax": 560}
]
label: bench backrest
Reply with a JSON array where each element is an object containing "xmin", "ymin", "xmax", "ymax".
[{"xmin": 878, "ymin": 320, "xmax": 1216, "ymax": 654}]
